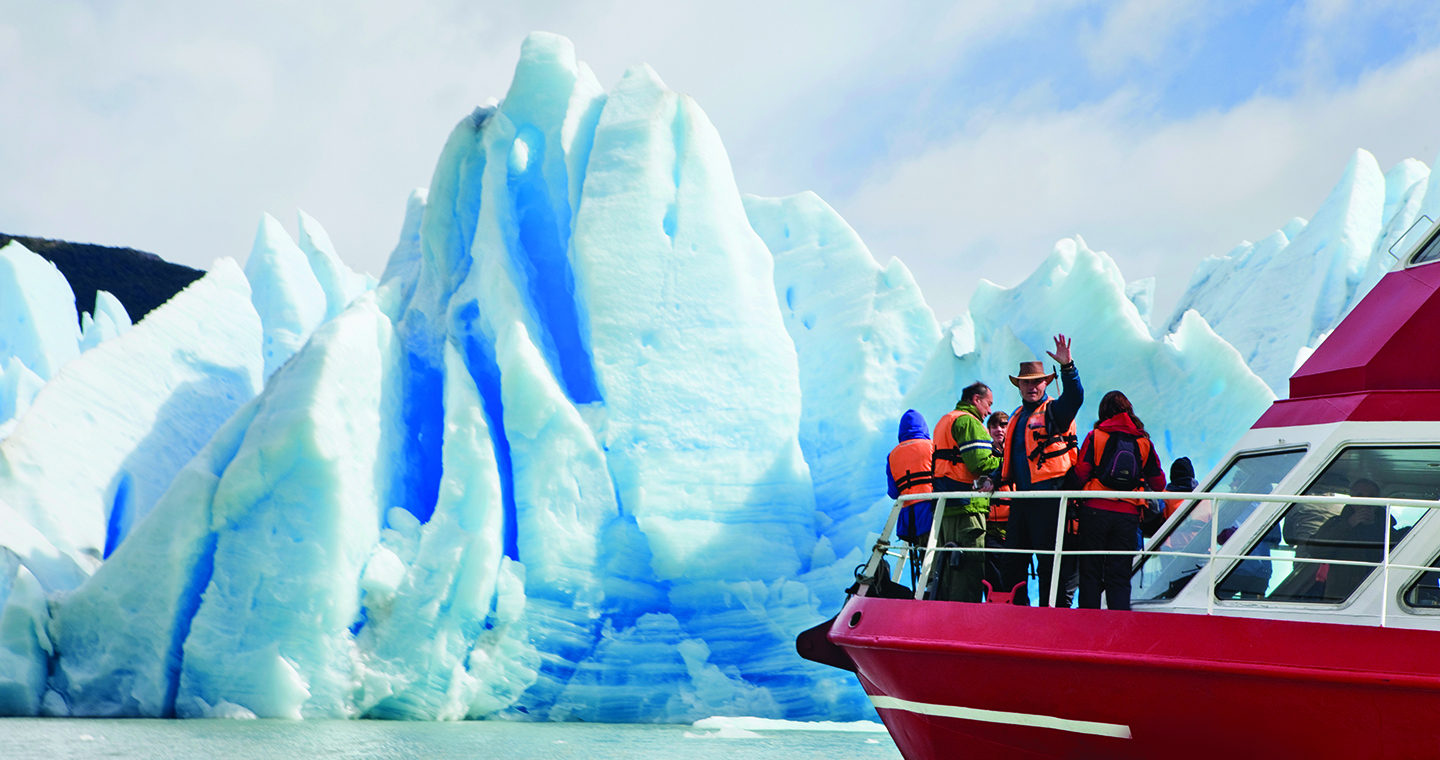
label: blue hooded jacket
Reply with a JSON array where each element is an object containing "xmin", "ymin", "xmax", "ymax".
[
  {"xmin": 887, "ymin": 409, "xmax": 935, "ymax": 542},
  {"xmin": 886, "ymin": 409, "xmax": 931, "ymax": 499}
]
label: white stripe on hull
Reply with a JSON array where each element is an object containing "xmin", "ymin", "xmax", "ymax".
[{"xmin": 869, "ymin": 695, "xmax": 1133, "ymax": 739}]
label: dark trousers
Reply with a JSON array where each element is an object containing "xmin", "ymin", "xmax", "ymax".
[
  {"xmin": 1078, "ymin": 506, "xmax": 1139, "ymax": 610},
  {"xmin": 1005, "ymin": 493, "xmax": 1078, "ymax": 607},
  {"xmin": 930, "ymin": 477, "xmax": 985, "ymax": 603}
]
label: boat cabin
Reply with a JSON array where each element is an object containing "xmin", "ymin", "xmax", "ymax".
[{"xmin": 1135, "ymin": 218, "xmax": 1440, "ymax": 629}]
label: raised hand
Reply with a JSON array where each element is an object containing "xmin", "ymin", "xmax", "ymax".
[{"xmin": 1046, "ymin": 334, "xmax": 1073, "ymax": 365}]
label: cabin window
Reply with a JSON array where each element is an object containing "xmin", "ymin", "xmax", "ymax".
[
  {"xmin": 1132, "ymin": 448, "xmax": 1306, "ymax": 602},
  {"xmin": 1407, "ymin": 223, "xmax": 1440, "ymax": 266},
  {"xmin": 1214, "ymin": 446, "xmax": 1438, "ymax": 604},
  {"xmin": 1402, "ymin": 557, "xmax": 1440, "ymax": 610}
]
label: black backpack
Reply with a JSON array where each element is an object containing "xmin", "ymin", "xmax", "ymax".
[{"xmin": 1096, "ymin": 432, "xmax": 1144, "ymax": 491}]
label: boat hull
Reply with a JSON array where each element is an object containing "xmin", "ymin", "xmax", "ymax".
[{"xmin": 828, "ymin": 596, "xmax": 1440, "ymax": 760}]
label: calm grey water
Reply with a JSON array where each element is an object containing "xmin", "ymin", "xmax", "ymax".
[{"xmin": 0, "ymin": 718, "xmax": 902, "ymax": 759}]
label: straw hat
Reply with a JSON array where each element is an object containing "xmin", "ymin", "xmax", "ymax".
[{"xmin": 1008, "ymin": 360, "xmax": 1056, "ymax": 387}]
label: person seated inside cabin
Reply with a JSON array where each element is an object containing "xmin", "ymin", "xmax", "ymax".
[
  {"xmin": 1271, "ymin": 479, "xmax": 1389, "ymax": 602},
  {"xmin": 1283, "ymin": 471, "xmax": 1348, "ymax": 561}
]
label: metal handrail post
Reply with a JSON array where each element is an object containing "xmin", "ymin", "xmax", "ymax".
[
  {"xmin": 1382, "ymin": 504, "xmax": 1392, "ymax": 628},
  {"xmin": 859, "ymin": 499, "xmax": 908, "ymax": 593},
  {"xmin": 1206, "ymin": 501, "xmax": 1218, "ymax": 616},
  {"xmin": 1049, "ymin": 495, "xmax": 1068, "ymax": 608},
  {"xmin": 915, "ymin": 498, "xmax": 948, "ymax": 600}
]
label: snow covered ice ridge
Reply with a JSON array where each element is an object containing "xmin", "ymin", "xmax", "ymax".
[{"xmin": 0, "ymin": 31, "xmax": 1434, "ymax": 721}]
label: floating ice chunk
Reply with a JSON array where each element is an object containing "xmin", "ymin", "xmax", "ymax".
[
  {"xmin": 297, "ymin": 210, "xmax": 376, "ymax": 321},
  {"xmin": 244, "ymin": 213, "xmax": 328, "ymax": 379},
  {"xmin": 745, "ymin": 192, "xmax": 939, "ymax": 560},
  {"xmin": 0, "ymin": 260, "xmax": 262, "ymax": 575},
  {"xmin": 177, "ymin": 294, "xmax": 403, "ymax": 719},
  {"xmin": 0, "ymin": 241, "xmax": 79, "ymax": 381},
  {"xmin": 691, "ymin": 715, "xmax": 887, "ymax": 732},
  {"xmin": 0, "ymin": 564, "xmax": 50, "ymax": 716}
]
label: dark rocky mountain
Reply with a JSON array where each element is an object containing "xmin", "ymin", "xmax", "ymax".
[{"xmin": 0, "ymin": 234, "xmax": 205, "ymax": 324}]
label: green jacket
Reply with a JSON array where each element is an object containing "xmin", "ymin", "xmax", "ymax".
[{"xmin": 940, "ymin": 401, "xmax": 1001, "ymax": 515}]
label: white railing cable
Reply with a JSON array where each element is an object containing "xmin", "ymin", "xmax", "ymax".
[{"xmin": 863, "ymin": 489, "xmax": 1440, "ymax": 616}]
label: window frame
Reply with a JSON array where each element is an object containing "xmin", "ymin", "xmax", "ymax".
[
  {"xmin": 1404, "ymin": 218, "xmax": 1440, "ymax": 268},
  {"xmin": 1212, "ymin": 441, "xmax": 1440, "ymax": 609},
  {"xmin": 1130, "ymin": 444, "xmax": 1310, "ymax": 605},
  {"xmin": 1399, "ymin": 550, "xmax": 1440, "ymax": 616}
]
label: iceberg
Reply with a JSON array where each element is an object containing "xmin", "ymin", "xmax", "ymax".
[
  {"xmin": 1161, "ymin": 150, "xmax": 1398, "ymax": 394},
  {"xmin": 245, "ymin": 213, "xmax": 328, "ymax": 380},
  {"xmin": 0, "ymin": 241, "xmax": 80, "ymax": 381},
  {"xmin": 2, "ymin": 31, "xmax": 1434, "ymax": 722},
  {"xmin": 0, "ymin": 260, "xmax": 262, "ymax": 575}
]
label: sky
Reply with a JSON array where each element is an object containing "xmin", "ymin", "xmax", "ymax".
[{"xmin": 4, "ymin": 0, "xmax": 1440, "ymax": 325}]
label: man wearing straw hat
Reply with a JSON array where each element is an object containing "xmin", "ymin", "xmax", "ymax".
[{"xmin": 999, "ymin": 335, "xmax": 1084, "ymax": 606}]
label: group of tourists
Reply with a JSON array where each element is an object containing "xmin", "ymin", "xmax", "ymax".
[{"xmin": 886, "ymin": 335, "xmax": 1184, "ymax": 611}]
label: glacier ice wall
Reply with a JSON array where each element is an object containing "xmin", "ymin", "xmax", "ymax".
[
  {"xmin": 1160, "ymin": 149, "xmax": 1427, "ymax": 394},
  {"xmin": 905, "ymin": 237, "xmax": 1275, "ymax": 476},
  {"xmin": 0, "ymin": 260, "xmax": 263, "ymax": 571},
  {"xmin": 2, "ymin": 30, "xmax": 1436, "ymax": 721}
]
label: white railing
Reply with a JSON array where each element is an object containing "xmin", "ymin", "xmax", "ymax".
[{"xmin": 861, "ymin": 489, "xmax": 1440, "ymax": 626}]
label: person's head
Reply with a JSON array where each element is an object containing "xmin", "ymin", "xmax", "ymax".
[
  {"xmin": 1008, "ymin": 361, "xmax": 1055, "ymax": 404},
  {"xmin": 1099, "ymin": 390, "xmax": 1144, "ymax": 431},
  {"xmin": 962, "ymin": 381, "xmax": 993, "ymax": 417},
  {"xmin": 1170, "ymin": 457, "xmax": 1196, "ymax": 490},
  {"xmin": 987, "ymin": 411, "xmax": 1009, "ymax": 446},
  {"xmin": 1351, "ymin": 478, "xmax": 1380, "ymax": 499}
]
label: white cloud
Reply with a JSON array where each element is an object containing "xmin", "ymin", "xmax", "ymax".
[
  {"xmin": 837, "ymin": 42, "xmax": 1440, "ymax": 324},
  {"xmin": 3, "ymin": 0, "xmax": 1440, "ymax": 340},
  {"xmin": 1080, "ymin": 0, "xmax": 1212, "ymax": 76},
  {"xmin": 0, "ymin": 0, "xmax": 1069, "ymax": 281}
]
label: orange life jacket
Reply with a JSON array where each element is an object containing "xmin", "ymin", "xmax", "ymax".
[
  {"xmin": 1080, "ymin": 429, "xmax": 1152, "ymax": 506},
  {"xmin": 988, "ymin": 484, "xmax": 1012, "ymax": 522},
  {"xmin": 1000, "ymin": 398, "xmax": 1078, "ymax": 486},
  {"xmin": 1164, "ymin": 498, "xmax": 1186, "ymax": 519},
  {"xmin": 888, "ymin": 438, "xmax": 934, "ymax": 496},
  {"xmin": 932, "ymin": 409, "xmax": 984, "ymax": 485}
]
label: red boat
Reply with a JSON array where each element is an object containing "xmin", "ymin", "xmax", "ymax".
[{"xmin": 799, "ymin": 222, "xmax": 1440, "ymax": 759}]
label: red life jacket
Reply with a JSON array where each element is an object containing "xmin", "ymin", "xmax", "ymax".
[
  {"xmin": 932, "ymin": 408, "xmax": 983, "ymax": 484},
  {"xmin": 1081, "ymin": 429, "xmax": 1153, "ymax": 506},
  {"xmin": 888, "ymin": 438, "xmax": 934, "ymax": 496},
  {"xmin": 1000, "ymin": 398, "xmax": 1078, "ymax": 486}
]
